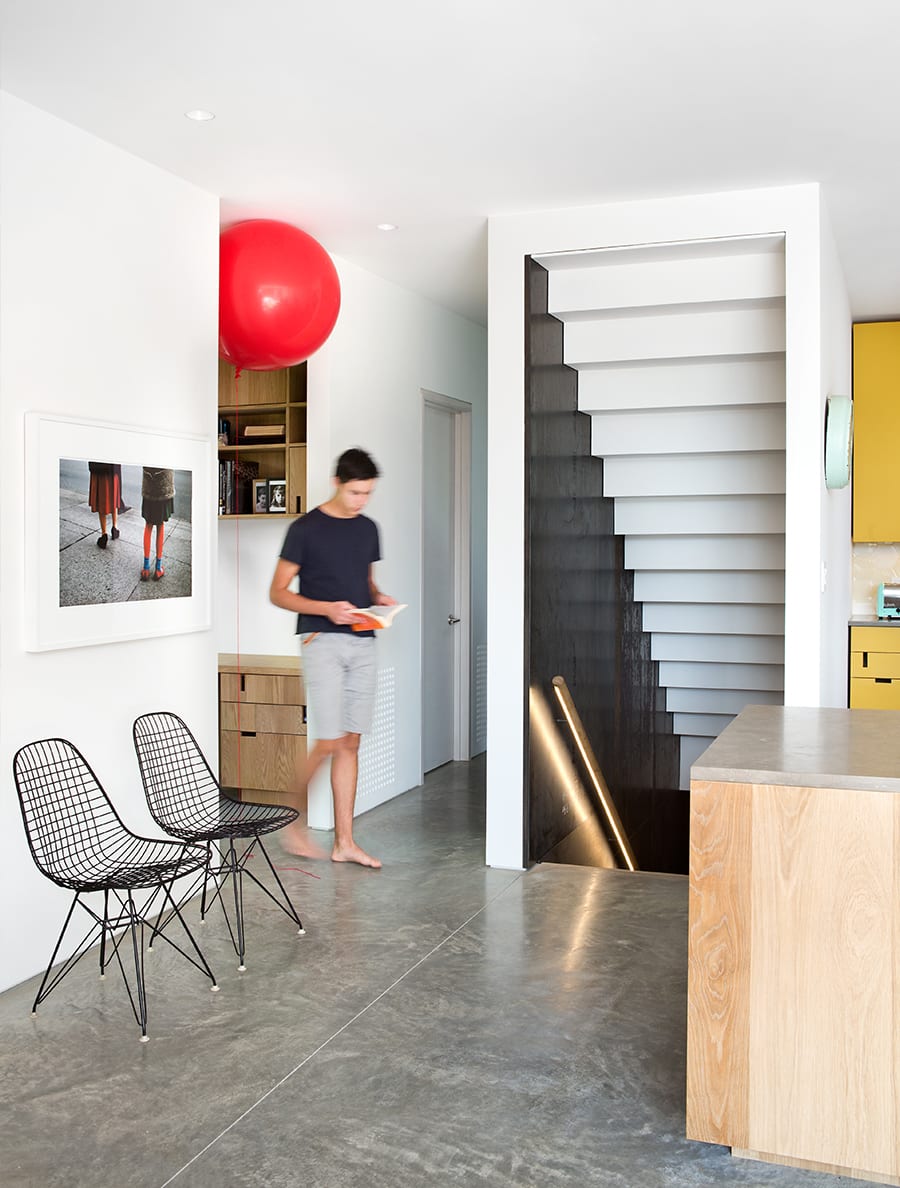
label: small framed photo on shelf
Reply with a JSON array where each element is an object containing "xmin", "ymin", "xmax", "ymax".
[
  {"xmin": 252, "ymin": 479, "xmax": 268, "ymax": 514},
  {"xmin": 267, "ymin": 479, "xmax": 287, "ymax": 512}
]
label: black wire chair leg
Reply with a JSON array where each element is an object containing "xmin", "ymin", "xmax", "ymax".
[
  {"xmin": 229, "ymin": 839, "xmax": 247, "ymax": 970},
  {"xmin": 127, "ymin": 892, "xmax": 149, "ymax": 1042},
  {"xmin": 250, "ymin": 837, "xmax": 306, "ymax": 935},
  {"xmin": 31, "ymin": 893, "xmax": 80, "ymax": 1015},
  {"xmin": 99, "ymin": 889, "xmax": 110, "ymax": 977},
  {"xmin": 153, "ymin": 883, "xmax": 219, "ymax": 992},
  {"xmin": 200, "ymin": 841, "xmax": 214, "ymax": 920}
]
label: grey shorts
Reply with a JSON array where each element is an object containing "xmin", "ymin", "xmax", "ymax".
[{"xmin": 301, "ymin": 633, "xmax": 376, "ymax": 739}]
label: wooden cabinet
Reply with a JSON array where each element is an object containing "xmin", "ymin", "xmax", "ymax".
[
  {"xmin": 218, "ymin": 653, "xmax": 306, "ymax": 805},
  {"xmin": 849, "ymin": 625, "xmax": 900, "ymax": 708},
  {"xmin": 688, "ymin": 706, "xmax": 900, "ymax": 1184},
  {"xmin": 852, "ymin": 321, "xmax": 900, "ymax": 542},
  {"xmin": 217, "ymin": 360, "xmax": 307, "ymax": 518}
]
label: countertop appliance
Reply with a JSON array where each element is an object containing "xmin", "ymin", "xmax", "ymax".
[{"xmin": 877, "ymin": 583, "xmax": 900, "ymax": 619}]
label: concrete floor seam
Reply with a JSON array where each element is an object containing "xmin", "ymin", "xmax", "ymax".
[{"xmin": 158, "ymin": 869, "xmax": 525, "ymax": 1187}]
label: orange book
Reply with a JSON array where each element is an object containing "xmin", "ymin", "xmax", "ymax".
[{"xmin": 351, "ymin": 604, "xmax": 408, "ymax": 631}]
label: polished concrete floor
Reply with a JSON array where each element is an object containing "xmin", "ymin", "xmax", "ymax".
[{"xmin": 0, "ymin": 757, "xmax": 877, "ymax": 1187}]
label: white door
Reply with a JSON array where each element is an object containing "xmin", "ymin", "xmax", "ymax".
[{"xmin": 423, "ymin": 403, "xmax": 456, "ymax": 771}]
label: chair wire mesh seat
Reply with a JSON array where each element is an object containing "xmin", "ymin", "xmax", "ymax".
[
  {"xmin": 132, "ymin": 711, "xmax": 305, "ymax": 970},
  {"xmin": 13, "ymin": 738, "xmax": 219, "ymax": 1042}
]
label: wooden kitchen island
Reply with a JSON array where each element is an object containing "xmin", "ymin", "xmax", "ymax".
[{"xmin": 687, "ymin": 704, "xmax": 900, "ymax": 1185}]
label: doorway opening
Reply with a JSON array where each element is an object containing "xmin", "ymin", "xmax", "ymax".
[{"xmin": 421, "ymin": 391, "xmax": 472, "ymax": 776}]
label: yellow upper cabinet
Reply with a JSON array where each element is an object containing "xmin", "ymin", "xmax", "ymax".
[{"xmin": 853, "ymin": 322, "xmax": 900, "ymax": 542}]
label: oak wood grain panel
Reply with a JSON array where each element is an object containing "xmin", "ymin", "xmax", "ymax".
[
  {"xmin": 219, "ymin": 673, "xmax": 304, "ymax": 706},
  {"xmin": 219, "ymin": 731, "xmax": 306, "ymax": 793},
  {"xmin": 218, "ymin": 359, "xmax": 288, "ymax": 407},
  {"xmin": 748, "ymin": 783, "xmax": 896, "ymax": 1175},
  {"xmin": 686, "ymin": 778, "xmax": 752, "ymax": 1145},
  {"xmin": 289, "ymin": 445, "xmax": 307, "ymax": 516},
  {"xmin": 237, "ymin": 787, "xmax": 307, "ymax": 811},
  {"xmin": 220, "ymin": 702, "xmax": 306, "ymax": 735},
  {"xmin": 734, "ymin": 1148, "xmax": 900, "ymax": 1186},
  {"xmin": 218, "ymin": 654, "xmax": 302, "ymax": 678}
]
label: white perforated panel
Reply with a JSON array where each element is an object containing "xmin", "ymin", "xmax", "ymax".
[
  {"xmin": 357, "ymin": 667, "xmax": 395, "ymax": 801},
  {"xmin": 474, "ymin": 642, "xmax": 487, "ymax": 753}
]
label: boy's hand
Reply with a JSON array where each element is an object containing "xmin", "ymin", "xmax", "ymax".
[
  {"xmin": 373, "ymin": 593, "xmax": 398, "ymax": 607},
  {"xmin": 328, "ymin": 601, "xmax": 361, "ymax": 625}
]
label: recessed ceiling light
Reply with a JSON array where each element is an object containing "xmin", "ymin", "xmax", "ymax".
[
  {"xmin": 185, "ymin": 109, "xmax": 215, "ymax": 122},
  {"xmin": 377, "ymin": 223, "xmax": 398, "ymax": 232}
]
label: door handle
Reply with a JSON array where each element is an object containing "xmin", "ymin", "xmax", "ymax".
[{"xmin": 448, "ymin": 615, "xmax": 460, "ymax": 625}]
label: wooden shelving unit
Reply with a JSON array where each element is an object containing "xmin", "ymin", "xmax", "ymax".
[{"xmin": 217, "ymin": 359, "xmax": 307, "ymax": 518}]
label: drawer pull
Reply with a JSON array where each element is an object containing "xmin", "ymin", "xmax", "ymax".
[
  {"xmin": 875, "ymin": 678, "xmax": 892, "ymax": 684},
  {"xmin": 240, "ymin": 673, "xmax": 246, "ymax": 692},
  {"xmin": 241, "ymin": 730, "xmax": 257, "ymax": 737},
  {"xmin": 863, "ymin": 651, "xmax": 869, "ymax": 668}
]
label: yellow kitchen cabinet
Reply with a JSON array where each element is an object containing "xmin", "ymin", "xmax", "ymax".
[
  {"xmin": 849, "ymin": 626, "xmax": 900, "ymax": 708},
  {"xmin": 853, "ymin": 321, "xmax": 900, "ymax": 542}
]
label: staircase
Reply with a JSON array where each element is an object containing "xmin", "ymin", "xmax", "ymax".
[{"xmin": 537, "ymin": 235, "xmax": 786, "ymax": 788}]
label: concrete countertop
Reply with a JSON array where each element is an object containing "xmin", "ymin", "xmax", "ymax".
[
  {"xmin": 691, "ymin": 703, "xmax": 900, "ymax": 793},
  {"xmin": 849, "ymin": 616, "xmax": 900, "ymax": 627}
]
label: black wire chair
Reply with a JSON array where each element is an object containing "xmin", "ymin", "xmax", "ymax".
[
  {"xmin": 132, "ymin": 711, "xmax": 305, "ymax": 970},
  {"xmin": 13, "ymin": 738, "xmax": 219, "ymax": 1042}
]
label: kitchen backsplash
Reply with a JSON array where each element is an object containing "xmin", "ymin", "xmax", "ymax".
[{"xmin": 852, "ymin": 542, "xmax": 900, "ymax": 615}]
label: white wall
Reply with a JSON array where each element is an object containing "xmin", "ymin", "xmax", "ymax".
[
  {"xmin": 819, "ymin": 199, "xmax": 853, "ymax": 705},
  {"xmin": 0, "ymin": 93, "xmax": 219, "ymax": 990},
  {"xmin": 216, "ymin": 257, "xmax": 488, "ymax": 826},
  {"xmin": 486, "ymin": 184, "xmax": 851, "ymax": 869}
]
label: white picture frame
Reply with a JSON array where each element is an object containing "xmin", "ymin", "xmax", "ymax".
[{"xmin": 25, "ymin": 412, "xmax": 213, "ymax": 652}]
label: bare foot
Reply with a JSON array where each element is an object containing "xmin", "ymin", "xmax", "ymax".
[
  {"xmin": 332, "ymin": 843, "xmax": 382, "ymax": 869},
  {"xmin": 279, "ymin": 821, "xmax": 329, "ymax": 860}
]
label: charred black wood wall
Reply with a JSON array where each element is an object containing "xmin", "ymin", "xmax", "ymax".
[{"xmin": 524, "ymin": 259, "xmax": 686, "ymax": 874}]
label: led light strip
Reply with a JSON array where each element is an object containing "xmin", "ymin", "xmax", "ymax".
[{"xmin": 551, "ymin": 675, "xmax": 637, "ymax": 872}]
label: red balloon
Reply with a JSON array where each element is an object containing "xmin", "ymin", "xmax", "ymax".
[{"xmin": 218, "ymin": 220, "xmax": 341, "ymax": 371}]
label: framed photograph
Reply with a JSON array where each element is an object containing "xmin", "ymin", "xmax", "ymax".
[
  {"xmin": 267, "ymin": 478, "xmax": 287, "ymax": 513},
  {"xmin": 25, "ymin": 412, "xmax": 212, "ymax": 652},
  {"xmin": 252, "ymin": 478, "xmax": 268, "ymax": 514}
]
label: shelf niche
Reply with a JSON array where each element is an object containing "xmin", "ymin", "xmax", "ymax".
[{"xmin": 217, "ymin": 359, "xmax": 307, "ymax": 518}]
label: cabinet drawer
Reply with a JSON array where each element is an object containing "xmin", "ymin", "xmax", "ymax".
[
  {"xmin": 851, "ymin": 650, "xmax": 900, "ymax": 679},
  {"xmin": 220, "ymin": 702, "xmax": 306, "ymax": 734},
  {"xmin": 850, "ymin": 626, "xmax": 900, "ymax": 654},
  {"xmin": 849, "ymin": 676, "xmax": 900, "ymax": 710},
  {"xmin": 219, "ymin": 730, "xmax": 306, "ymax": 792},
  {"xmin": 220, "ymin": 672, "xmax": 304, "ymax": 706}
]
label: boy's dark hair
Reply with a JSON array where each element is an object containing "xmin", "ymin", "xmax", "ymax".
[{"xmin": 335, "ymin": 448, "xmax": 380, "ymax": 483}]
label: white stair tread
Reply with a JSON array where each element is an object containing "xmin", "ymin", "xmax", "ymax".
[
  {"xmin": 634, "ymin": 570, "xmax": 784, "ymax": 604},
  {"xmin": 651, "ymin": 632, "xmax": 785, "ymax": 664},
  {"xmin": 592, "ymin": 403, "xmax": 785, "ymax": 457},
  {"xmin": 658, "ymin": 660, "xmax": 784, "ymax": 691},
  {"xmin": 603, "ymin": 451, "xmax": 785, "ymax": 498},
  {"xmin": 626, "ymin": 534, "xmax": 785, "ymax": 571},
  {"xmin": 548, "ymin": 251, "xmax": 785, "ymax": 318},
  {"xmin": 577, "ymin": 356, "xmax": 785, "ymax": 413},
  {"xmin": 672, "ymin": 712, "xmax": 735, "ymax": 737},
  {"xmin": 643, "ymin": 602, "xmax": 785, "ymax": 635},
  {"xmin": 565, "ymin": 305, "xmax": 785, "ymax": 366},
  {"xmin": 616, "ymin": 494, "xmax": 785, "ymax": 536},
  {"xmin": 667, "ymin": 687, "xmax": 783, "ymax": 713}
]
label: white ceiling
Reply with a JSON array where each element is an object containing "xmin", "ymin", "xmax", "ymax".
[{"xmin": 4, "ymin": 0, "xmax": 900, "ymax": 327}]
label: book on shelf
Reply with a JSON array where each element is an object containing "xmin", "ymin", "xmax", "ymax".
[
  {"xmin": 218, "ymin": 458, "xmax": 259, "ymax": 514},
  {"xmin": 350, "ymin": 603, "xmax": 408, "ymax": 631},
  {"xmin": 242, "ymin": 424, "xmax": 285, "ymax": 439}
]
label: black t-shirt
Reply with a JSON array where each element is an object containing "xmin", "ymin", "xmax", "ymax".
[{"xmin": 280, "ymin": 507, "xmax": 381, "ymax": 636}]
